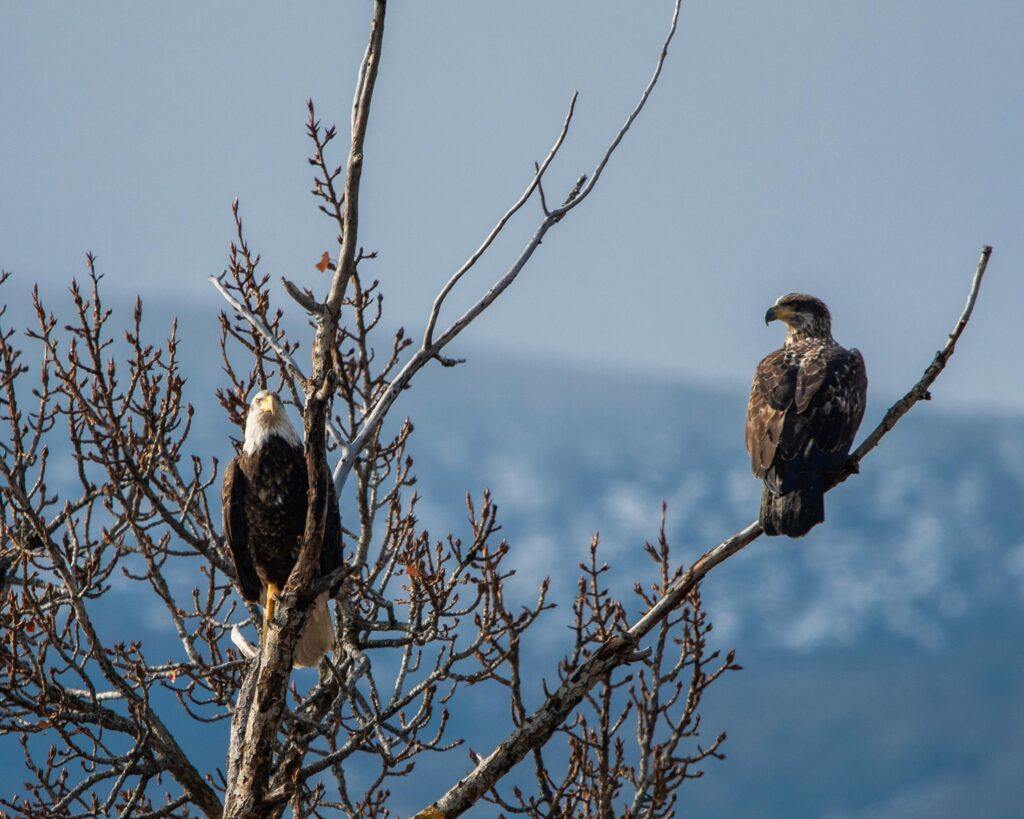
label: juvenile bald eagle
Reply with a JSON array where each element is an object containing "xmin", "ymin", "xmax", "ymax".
[
  {"xmin": 746, "ymin": 294, "xmax": 867, "ymax": 537},
  {"xmin": 221, "ymin": 391, "xmax": 342, "ymax": 667}
]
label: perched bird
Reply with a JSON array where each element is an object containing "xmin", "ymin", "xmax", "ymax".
[
  {"xmin": 221, "ymin": 390, "xmax": 342, "ymax": 666},
  {"xmin": 746, "ymin": 294, "xmax": 867, "ymax": 537}
]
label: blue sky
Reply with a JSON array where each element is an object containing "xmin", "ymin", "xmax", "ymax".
[
  {"xmin": 2, "ymin": 1, "xmax": 1022, "ymax": 413},
  {"xmin": 3, "ymin": 6, "xmax": 1023, "ymax": 813}
]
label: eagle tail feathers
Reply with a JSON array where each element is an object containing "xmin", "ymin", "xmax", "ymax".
[
  {"xmin": 760, "ymin": 481, "xmax": 824, "ymax": 538},
  {"xmin": 293, "ymin": 593, "xmax": 335, "ymax": 668}
]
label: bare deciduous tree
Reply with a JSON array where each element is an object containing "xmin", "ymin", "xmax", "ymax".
[{"xmin": 0, "ymin": 2, "xmax": 992, "ymax": 817}]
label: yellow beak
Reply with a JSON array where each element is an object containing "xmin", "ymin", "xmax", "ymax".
[{"xmin": 257, "ymin": 394, "xmax": 280, "ymax": 414}]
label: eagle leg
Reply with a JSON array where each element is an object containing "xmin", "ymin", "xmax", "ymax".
[{"xmin": 262, "ymin": 582, "xmax": 280, "ymax": 649}]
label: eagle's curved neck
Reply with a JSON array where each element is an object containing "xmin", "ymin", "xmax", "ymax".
[{"xmin": 784, "ymin": 320, "xmax": 833, "ymax": 347}]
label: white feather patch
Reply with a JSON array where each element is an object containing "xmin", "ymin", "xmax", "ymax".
[{"xmin": 243, "ymin": 411, "xmax": 301, "ymax": 455}]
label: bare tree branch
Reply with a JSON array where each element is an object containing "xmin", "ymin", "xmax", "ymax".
[
  {"xmin": 4, "ymin": 0, "xmax": 995, "ymax": 815},
  {"xmin": 422, "ymin": 92, "xmax": 579, "ymax": 350},
  {"xmin": 222, "ymin": 2, "xmax": 388, "ymax": 815},
  {"xmin": 209, "ymin": 272, "xmax": 346, "ymax": 453},
  {"xmin": 327, "ymin": 0, "xmax": 387, "ymax": 315},
  {"xmin": 331, "ymin": 0, "xmax": 686, "ymax": 497},
  {"xmin": 411, "ymin": 245, "xmax": 992, "ymax": 817}
]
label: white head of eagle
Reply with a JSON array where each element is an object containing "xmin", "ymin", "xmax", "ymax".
[{"xmin": 243, "ymin": 390, "xmax": 301, "ymax": 456}]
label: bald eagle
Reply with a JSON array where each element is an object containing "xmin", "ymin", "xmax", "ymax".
[
  {"xmin": 746, "ymin": 294, "xmax": 867, "ymax": 537},
  {"xmin": 221, "ymin": 391, "xmax": 342, "ymax": 667}
]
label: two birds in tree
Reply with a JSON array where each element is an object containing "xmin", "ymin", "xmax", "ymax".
[{"xmin": 221, "ymin": 293, "xmax": 866, "ymax": 665}]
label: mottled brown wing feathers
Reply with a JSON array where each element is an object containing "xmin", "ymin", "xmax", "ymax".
[
  {"xmin": 221, "ymin": 456, "xmax": 261, "ymax": 603},
  {"xmin": 795, "ymin": 354, "xmax": 828, "ymax": 413},
  {"xmin": 805, "ymin": 348, "xmax": 867, "ymax": 456},
  {"xmin": 746, "ymin": 350, "xmax": 794, "ymax": 477},
  {"xmin": 747, "ymin": 343, "xmax": 867, "ymax": 483}
]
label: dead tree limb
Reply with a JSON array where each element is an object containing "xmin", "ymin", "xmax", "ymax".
[
  {"xmin": 221, "ymin": 3, "xmax": 387, "ymax": 816},
  {"xmin": 331, "ymin": 0, "xmax": 684, "ymax": 496},
  {"xmin": 216, "ymin": 1, "xmax": 689, "ymax": 804},
  {"xmin": 412, "ymin": 245, "xmax": 993, "ymax": 817}
]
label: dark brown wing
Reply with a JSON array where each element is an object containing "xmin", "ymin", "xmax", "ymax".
[
  {"xmin": 799, "ymin": 347, "xmax": 867, "ymax": 458},
  {"xmin": 746, "ymin": 348, "xmax": 796, "ymax": 478},
  {"xmin": 768, "ymin": 345, "xmax": 867, "ymax": 493},
  {"xmin": 222, "ymin": 456, "xmax": 262, "ymax": 603},
  {"xmin": 747, "ymin": 345, "xmax": 867, "ymax": 487}
]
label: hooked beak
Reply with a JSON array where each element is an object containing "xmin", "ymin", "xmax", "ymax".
[
  {"xmin": 256, "ymin": 394, "xmax": 280, "ymax": 415},
  {"xmin": 765, "ymin": 304, "xmax": 795, "ymax": 326}
]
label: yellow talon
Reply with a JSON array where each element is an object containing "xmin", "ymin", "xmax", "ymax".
[{"xmin": 262, "ymin": 582, "xmax": 280, "ymax": 648}]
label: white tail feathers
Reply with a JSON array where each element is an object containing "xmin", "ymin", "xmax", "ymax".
[{"xmin": 293, "ymin": 593, "xmax": 335, "ymax": 668}]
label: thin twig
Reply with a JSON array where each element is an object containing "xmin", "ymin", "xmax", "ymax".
[
  {"xmin": 222, "ymin": 3, "xmax": 388, "ymax": 815},
  {"xmin": 209, "ymin": 274, "xmax": 346, "ymax": 451},
  {"xmin": 422, "ymin": 92, "xmax": 578, "ymax": 349},
  {"xmin": 337, "ymin": 0, "xmax": 684, "ymax": 495}
]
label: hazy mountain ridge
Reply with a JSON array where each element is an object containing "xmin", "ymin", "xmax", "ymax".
[
  {"xmin": 405, "ymin": 358, "xmax": 1024, "ymax": 651},
  {"xmin": 398, "ymin": 358, "xmax": 1023, "ymax": 817},
  {"xmin": 5, "ymin": 289, "xmax": 1021, "ymax": 816}
]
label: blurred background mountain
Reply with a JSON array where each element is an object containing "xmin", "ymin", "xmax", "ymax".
[
  {"xmin": 3, "ymin": 287, "xmax": 1020, "ymax": 816},
  {"xmin": 407, "ymin": 353, "xmax": 1024, "ymax": 818},
  {"xmin": 4, "ymin": 2, "xmax": 1022, "ymax": 813}
]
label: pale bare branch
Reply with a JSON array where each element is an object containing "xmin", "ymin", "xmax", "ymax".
[
  {"xmin": 412, "ymin": 244, "xmax": 992, "ymax": 817},
  {"xmin": 336, "ymin": 0, "xmax": 685, "ymax": 496}
]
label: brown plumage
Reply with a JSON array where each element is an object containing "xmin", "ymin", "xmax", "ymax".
[
  {"xmin": 746, "ymin": 294, "xmax": 867, "ymax": 537},
  {"xmin": 221, "ymin": 391, "xmax": 342, "ymax": 666}
]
